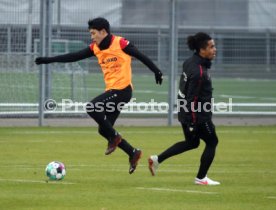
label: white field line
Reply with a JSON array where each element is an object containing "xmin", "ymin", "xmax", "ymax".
[
  {"xmin": 136, "ymin": 187, "xmax": 218, "ymax": 194},
  {"xmin": 219, "ymin": 94, "xmax": 276, "ymax": 101},
  {"xmin": 0, "ymin": 178, "xmax": 75, "ymax": 185},
  {"xmin": 219, "ymin": 94, "xmax": 256, "ymax": 99},
  {"xmin": 6, "ymin": 130, "xmax": 276, "ymax": 136},
  {"xmin": 0, "ymin": 164, "xmax": 270, "ymax": 175},
  {"xmin": 266, "ymin": 196, "xmax": 276, "ymax": 199},
  {"xmin": 4, "ymin": 131, "xmax": 98, "ymax": 135},
  {"xmin": 134, "ymin": 90, "xmax": 167, "ymax": 95},
  {"xmin": 7, "ymin": 131, "xmax": 98, "ymax": 135},
  {"xmin": 217, "ymin": 130, "xmax": 276, "ymax": 134},
  {"xmin": 0, "ymin": 163, "xmax": 254, "ymax": 168},
  {"xmin": 68, "ymin": 163, "xmax": 274, "ymax": 173},
  {"xmin": 66, "ymin": 167, "xmax": 275, "ymax": 174}
]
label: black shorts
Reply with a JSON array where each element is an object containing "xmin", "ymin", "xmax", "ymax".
[
  {"xmin": 181, "ymin": 120, "xmax": 218, "ymax": 147},
  {"xmin": 87, "ymin": 85, "xmax": 132, "ymax": 116}
]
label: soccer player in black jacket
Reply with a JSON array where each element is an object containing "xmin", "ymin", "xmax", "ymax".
[{"xmin": 148, "ymin": 32, "xmax": 220, "ymax": 185}]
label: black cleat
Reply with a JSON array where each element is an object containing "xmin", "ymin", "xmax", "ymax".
[
  {"xmin": 129, "ymin": 149, "xmax": 142, "ymax": 174},
  {"xmin": 105, "ymin": 134, "xmax": 122, "ymax": 155}
]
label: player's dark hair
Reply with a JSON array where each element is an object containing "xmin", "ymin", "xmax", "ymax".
[
  {"xmin": 88, "ymin": 17, "xmax": 110, "ymax": 34},
  {"xmin": 187, "ymin": 32, "xmax": 212, "ymax": 52}
]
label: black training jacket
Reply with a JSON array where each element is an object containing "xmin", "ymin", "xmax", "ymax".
[
  {"xmin": 43, "ymin": 34, "xmax": 161, "ymax": 75},
  {"xmin": 177, "ymin": 53, "xmax": 213, "ymax": 124}
]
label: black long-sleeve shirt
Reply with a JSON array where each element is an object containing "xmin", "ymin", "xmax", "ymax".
[
  {"xmin": 44, "ymin": 34, "xmax": 161, "ymax": 74},
  {"xmin": 178, "ymin": 53, "xmax": 213, "ymax": 124}
]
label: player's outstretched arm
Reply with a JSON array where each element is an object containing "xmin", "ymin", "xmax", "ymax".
[
  {"xmin": 122, "ymin": 41, "xmax": 163, "ymax": 85},
  {"xmin": 35, "ymin": 47, "xmax": 94, "ymax": 65}
]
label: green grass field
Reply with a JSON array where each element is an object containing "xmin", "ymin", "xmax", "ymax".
[{"xmin": 0, "ymin": 126, "xmax": 275, "ymax": 210}]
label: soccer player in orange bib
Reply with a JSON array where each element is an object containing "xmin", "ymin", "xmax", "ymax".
[{"xmin": 35, "ymin": 17, "xmax": 163, "ymax": 174}]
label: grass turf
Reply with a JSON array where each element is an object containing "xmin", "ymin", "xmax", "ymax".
[{"xmin": 0, "ymin": 125, "xmax": 275, "ymax": 210}]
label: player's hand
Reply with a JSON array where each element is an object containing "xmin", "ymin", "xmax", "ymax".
[
  {"xmin": 186, "ymin": 122, "xmax": 197, "ymax": 139},
  {"xmin": 155, "ymin": 71, "xmax": 163, "ymax": 85},
  {"xmin": 35, "ymin": 57, "xmax": 50, "ymax": 65}
]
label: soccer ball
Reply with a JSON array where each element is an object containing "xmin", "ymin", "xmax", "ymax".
[{"xmin": 45, "ymin": 161, "xmax": 66, "ymax": 180}]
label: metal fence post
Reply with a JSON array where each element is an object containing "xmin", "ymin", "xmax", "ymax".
[
  {"xmin": 168, "ymin": 0, "xmax": 177, "ymax": 126},
  {"xmin": 26, "ymin": 0, "xmax": 33, "ymax": 72},
  {"xmin": 157, "ymin": 28, "xmax": 162, "ymax": 68},
  {"xmin": 57, "ymin": 0, "xmax": 61, "ymax": 38},
  {"xmin": 7, "ymin": 25, "xmax": 11, "ymax": 63},
  {"xmin": 39, "ymin": 0, "xmax": 47, "ymax": 126},
  {"xmin": 45, "ymin": 0, "xmax": 53, "ymax": 101},
  {"xmin": 266, "ymin": 29, "xmax": 271, "ymax": 72}
]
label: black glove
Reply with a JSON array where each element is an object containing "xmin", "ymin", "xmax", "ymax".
[
  {"xmin": 35, "ymin": 57, "xmax": 51, "ymax": 65},
  {"xmin": 154, "ymin": 71, "xmax": 163, "ymax": 85}
]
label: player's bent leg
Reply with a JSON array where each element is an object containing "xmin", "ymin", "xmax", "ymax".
[
  {"xmin": 98, "ymin": 126, "xmax": 109, "ymax": 140},
  {"xmin": 196, "ymin": 121, "xmax": 220, "ymax": 184}
]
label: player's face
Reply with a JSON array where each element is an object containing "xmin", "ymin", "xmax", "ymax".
[
  {"xmin": 200, "ymin": 39, "xmax": 216, "ymax": 60},
  {"xmin": 89, "ymin": 29, "xmax": 108, "ymax": 46}
]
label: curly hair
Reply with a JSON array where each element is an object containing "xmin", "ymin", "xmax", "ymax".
[{"xmin": 187, "ymin": 32, "xmax": 212, "ymax": 52}]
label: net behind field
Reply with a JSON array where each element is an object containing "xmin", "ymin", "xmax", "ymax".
[{"xmin": 0, "ymin": 0, "xmax": 276, "ymax": 117}]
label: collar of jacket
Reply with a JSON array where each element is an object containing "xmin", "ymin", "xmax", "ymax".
[
  {"xmin": 98, "ymin": 34, "xmax": 113, "ymax": 50},
  {"xmin": 193, "ymin": 53, "xmax": 212, "ymax": 69}
]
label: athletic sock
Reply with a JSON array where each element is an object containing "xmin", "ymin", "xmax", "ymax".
[
  {"xmin": 118, "ymin": 139, "xmax": 134, "ymax": 156},
  {"xmin": 196, "ymin": 146, "xmax": 216, "ymax": 179}
]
